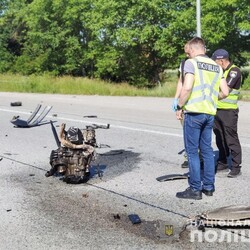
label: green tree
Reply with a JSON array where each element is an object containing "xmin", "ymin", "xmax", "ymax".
[
  {"xmin": 0, "ymin": 0, "xmax": 249, "ymax": 85},
  {"xmin": 82, "ymin": 0, "xmax": 196, "ymax": 86},
  {"xmin": 13, "ymin": 0, "xmax": 92, "ymax": 75},
  {"xmin": 201, "ymin": 0, "xmax": 250, "ymax": 65},
  {"xmin": 0, "ymin": 0, "xmax": 26, "ymax": 72}
]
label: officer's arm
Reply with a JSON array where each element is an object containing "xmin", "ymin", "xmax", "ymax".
[
  {"xmin": 227, "ymin": 67, "xmax": 242, "ymax": 89},
  {"xmin": 218, "ymin": 78, "xmax": 229, "ymax": 100},
  {"xmin": 174, "ymin": 76, "xmax": 183, "ymax": 99},
  {"xmin": 178, "ymin": 73, "xmax": 194, "ymax": 107}
]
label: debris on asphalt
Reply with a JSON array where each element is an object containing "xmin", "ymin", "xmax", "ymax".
[
  {"xmin": 128, "ymin": 214, "xmax": 141, "ymax": 224},
  {"xmin": 113, "ymin": 214, "xmax": 121, "ymax": 220},
  {"xmin": 10, "ymin": 104, "xmax": 52, "ymax": 128},
  {"xmin": 10, "ymin": 101, "xmax": 22, "ymax": 106},
  {"xmin": 82, "ymin": 193, "xmax": 89, "ymax": 198},
  {"xmin": 83, "ymin": 115, "xmax": 98, "ymax": 118}
]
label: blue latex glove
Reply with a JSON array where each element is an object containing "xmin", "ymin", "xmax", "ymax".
[{"xmin": 172, "ymin": 98, "xmax": 178, "ymax": 112}]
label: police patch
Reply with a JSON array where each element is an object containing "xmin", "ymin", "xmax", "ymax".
[{"xmin": 230, "ymin": 71, "xmax": 237, "ymax": 78}]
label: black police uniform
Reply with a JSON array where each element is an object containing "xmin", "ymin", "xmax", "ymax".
[{"xmin": 213, "ymin": 63, "xmax": 242, "ymax": 172}]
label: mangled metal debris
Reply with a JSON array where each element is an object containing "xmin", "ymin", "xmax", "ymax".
[
  {"xmin": 10, "ymin": 104, "xmax": 52, "ymax": 128},
  {"xmin": 46, "ymin": 121, "xmax": 109, "ymax": 184},
  {"xmin": 189, "ymin": 205, "xmax": 250, "ymax": 229},
  {"xmin": 90, "ymin": 123, "xmax": 110, "ymax": 129},
  {"xmin": 156, "ymin": 173, "xmax": 188, "ymax": 182}
]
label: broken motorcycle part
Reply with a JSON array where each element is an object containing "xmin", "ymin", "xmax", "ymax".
[{"xmin": 11, "ymin": 104, "xmax": 52, "ymax": 128}]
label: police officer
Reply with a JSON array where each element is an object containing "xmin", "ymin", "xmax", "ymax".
[
  {"xmin": 212, "ymin": 49, "xmax": 242, "ymax": 178},
  {"xmin": 175, "ymin": 37, "xmax": 228, "ymax": 200}
]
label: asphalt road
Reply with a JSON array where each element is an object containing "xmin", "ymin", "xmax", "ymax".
[{"xmin": 0, "ymin": 92, "xmax": 249, "ymax": 250}]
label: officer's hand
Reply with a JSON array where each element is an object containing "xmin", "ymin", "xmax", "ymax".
[
  {"xmin": 176, "ymin": 110, "xmax": 183, "ymax": 120},
  {"xmin": 172, "ymin": 98, "xmax": 178, "ymax": 112}
]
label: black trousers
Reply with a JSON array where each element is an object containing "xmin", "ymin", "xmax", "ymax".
[{"xmin": 213, "ymin": 108, "xmax": 242, "ymax": 169}]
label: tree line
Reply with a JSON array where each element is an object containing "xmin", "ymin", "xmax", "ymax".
[{"xmin": 0, "ymin": 0, "xmax": 249, "ymax": 86}]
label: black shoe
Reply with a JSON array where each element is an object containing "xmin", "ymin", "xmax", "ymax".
[
  {"xmin": 216, "ymin": 163, "xmax": 228, "ymax": 172},
  {"xmin": 181, "ymin": 161, "xmax": 189, "ymax": 168},
  {"xmin": 176, "ymin": 187, "xmax": 202, "ymax": 200},
  {"xmin": 227, "ymin": 168, "xmax": 242, "ymax": 178},
  {"xmin": 202, "ymin": 189, "xmax": 215, "ymax": 196}
]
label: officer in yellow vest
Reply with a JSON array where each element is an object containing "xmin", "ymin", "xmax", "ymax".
[
  {"xmin": 212, "ymin": 49, "xmax": 242, "ymax": 178},
  {"xmin": 175, "ymin": 37, "xmax": 228, "ymax": 200}
]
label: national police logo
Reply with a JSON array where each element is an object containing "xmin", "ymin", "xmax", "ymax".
[
  {"xmin": 165, "ymin": 225, "xmax": 174, "ymax": 236},
  {"xmin": 230, "ymin": 71, "xmax": 237, "ymax": 78}
]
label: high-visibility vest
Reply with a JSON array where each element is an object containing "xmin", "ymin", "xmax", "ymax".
[
  {"xmin": 217, "ymin": 64, "xmax": 241, "ymax": 109},
  {"xmin": 183, "ymin": 56, "xmax": 223, "ymax": 115}
]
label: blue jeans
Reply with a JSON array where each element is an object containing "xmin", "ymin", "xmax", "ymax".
[{"xmin": 183, "ymin": 113, "xmax": 215, "ymax": 191}]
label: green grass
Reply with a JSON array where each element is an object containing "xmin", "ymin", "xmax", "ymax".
[
  {"xmin": 0, "ymin": 72, "xmax": 250, "ymax": 100},
  {"xmin": 0, "ymin": 73, "xmax": 177, "ymax": 97}
]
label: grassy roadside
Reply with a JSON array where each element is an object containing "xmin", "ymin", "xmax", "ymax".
[
  {"xmin": 0, "ymin": 73, "xmax": 250, "ymax": 100},
  {"xmin": 0, "ymin": 73, "xmax": 178, "ymax": 97},
  {"xmin": 240, "ymin": 90, "xmax": 250, "ymax": 101}
]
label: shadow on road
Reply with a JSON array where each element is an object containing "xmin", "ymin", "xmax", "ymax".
[{"xmin": 92, "ymin": 149, "xmax": 141, "ymax": 179}]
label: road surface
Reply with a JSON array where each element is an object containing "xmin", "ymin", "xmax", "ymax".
[{"xmin": 0, "ymin": 92, "xmax": 249, "ymax": 249}]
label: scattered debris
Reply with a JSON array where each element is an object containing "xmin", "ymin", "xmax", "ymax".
[
  {"xmin": 114, "ymin": 214, "xmax": 121, "ymax": 220},
  {"xmin": 156, "ymin": 173, "xmax": 188, "ymax": 182},
  {"xmin": 128, "ymin": 214, "xmax": 141, "ymax": 224},
  {"xmin": 83, "ymin": 115, "xmax": 98, "ymax": 118},
  {"xmin": 188, "ymin": 205, "xmax": 250, "ymax": 230},
  {"xmin": 10, "ymin": 104, "xmax": 52, "ymax": 128},
  {"xmin": 10, "ymin": 101, "xmax": 22, "ymax": 106},
  {"xmin": 82, "ymin": 193, "xmax": 89, "ymax": 198},
  {"xmin": 91, "ymin": 123, "xmax": 110, "ymax": 129}
]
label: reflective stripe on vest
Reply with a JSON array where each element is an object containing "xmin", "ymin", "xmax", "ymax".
[
  {"xmin": 217, "ymin": 64, "xmax": 241, "ymax": 109},
  {"xmin": 183, "ymin": 57, "xmax": 222, "ymax": 115}
]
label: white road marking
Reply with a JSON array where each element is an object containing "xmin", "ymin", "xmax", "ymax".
[{"xmin": 2, "ymin": 108, "xmax": 250, "ymax": 148}]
